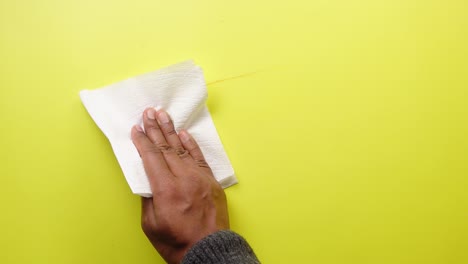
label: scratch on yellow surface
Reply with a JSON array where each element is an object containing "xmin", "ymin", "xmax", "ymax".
[{"xmin": 207, "ymin": 71, "xmax": 260, "ymax": 86}]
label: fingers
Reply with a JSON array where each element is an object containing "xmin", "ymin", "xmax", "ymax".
[
  {"xmin": 131, "ymin": 126, "xmax": 173, "ymax": 192},
  {"xmin": 143, "ymin": 108, "xmax": 183, "ymax": 168},
  {"xmin": 155, "ymin": 110, "xmax": 189, "ymax": 159},
  {"xmin": 179, "ymin": 130, "xmax": 210, "ymax": 169}
]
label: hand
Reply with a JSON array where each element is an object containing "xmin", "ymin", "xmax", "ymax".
[{"xmin": 131, "ymin": 108, "xmax": 230, "ymax": 264}]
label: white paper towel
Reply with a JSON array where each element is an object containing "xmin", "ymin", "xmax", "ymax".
[{"xmin": 79, "ymin": 61, "xmax": 237, "ymax": 197}]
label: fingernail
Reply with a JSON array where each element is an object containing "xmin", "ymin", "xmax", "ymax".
[
  {"xmin": 146, "ymin": 108, "xmax": 156, "ymax": 120},
  {"xmin": 157, "ymin": 110, "xmax": 170, "ymax": 124},
  {"xmin": 135, "ymin": 125, "xmax": 143, "ymax": 132},
  {"xmin": 180, "ymin": 130, "xmax": 190, "ymax": 143}
]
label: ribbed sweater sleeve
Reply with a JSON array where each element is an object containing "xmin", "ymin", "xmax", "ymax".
[{"xmin": 181, "ymin": 230, "xmax": 260, "ymax": 264}]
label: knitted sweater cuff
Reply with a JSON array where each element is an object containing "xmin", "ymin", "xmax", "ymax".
[{"xmin": 181, "ymin": 230, "xmax": 260, "ymax": 264}]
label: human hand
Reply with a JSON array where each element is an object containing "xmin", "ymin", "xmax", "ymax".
[{"xmin": 131, "ymin": 108, "xmax": 229, "ymax": 264}]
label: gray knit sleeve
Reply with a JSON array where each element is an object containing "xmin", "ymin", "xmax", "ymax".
[{"xmin": 181, "ymin": 230, "xmax": 260, "ymax": 264}]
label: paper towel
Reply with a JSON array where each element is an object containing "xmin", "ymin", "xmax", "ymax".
[{"xmin": 80, "ymin": 61, "xmax": 237, "ymax": 197}]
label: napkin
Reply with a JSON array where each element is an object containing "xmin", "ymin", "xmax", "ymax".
[{"xmin": 79, "ymin": 61, "xmax": 237, "ymax": 197}]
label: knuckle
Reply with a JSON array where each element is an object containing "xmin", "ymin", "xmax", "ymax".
[
  {"xmin": 160, "ymin": 121, "xmax": 176, "ymax": 135},
  {"xmin": 146, "ymin": 122, "xmax": 161, "ymax": 132},
  {"xmin": 164, "ymin": 128, "xmax": 177, "ymax": 136},
  {"xmin": 195, "ymin": 159, "xmax": 210, "ymax": 168},
  {"xmin": 141, "ymin": 144, "xmax": 161, "ymax": 155},
  {"xmin": 176, "ymin": 147, "xmax": 188, "ymax": 156},
  {"xmin": 187, "ymin": 145, "xmax": 199, "ymax": 152},
  {"xmin": 178, "ymin": 151, "xmax": 190, "ymax": 159},
  {"xmin": 156, "ymin": 142, "xmax": 172, "ymax": 152}
]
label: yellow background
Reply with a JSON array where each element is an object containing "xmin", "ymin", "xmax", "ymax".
[{"xmin": 1, "ymin": 0, "xmax": 467, "ymax": 263}]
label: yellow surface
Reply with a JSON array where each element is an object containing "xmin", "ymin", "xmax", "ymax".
[{"xmin": 1, "ymin": 0, "xmax": 467, "ymax": 263}]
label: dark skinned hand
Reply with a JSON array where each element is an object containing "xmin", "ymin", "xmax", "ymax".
[{"xmin": 131, "ymin": 108, "xmax": 229, "ymax": 264}]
